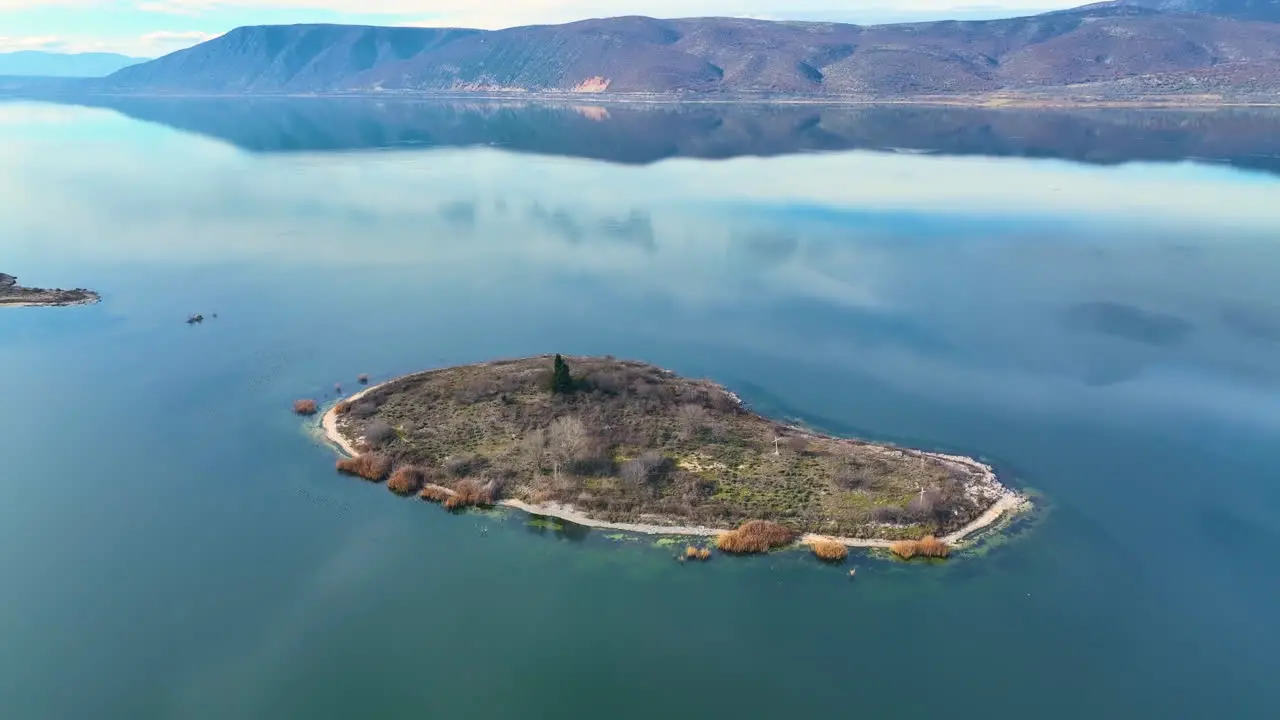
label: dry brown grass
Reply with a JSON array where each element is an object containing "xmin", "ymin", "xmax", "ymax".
[
  {"xmin": 387, "ymin": 466, "xmax": 427, "ymax": 496},
  {"xmin": 334, "ymin": 400, "xmax": 352, "ymax": 416},
  {"xmin": 419, "ymin": 484, "xmax": 453, "ymax": 503},
  {"xmin": 809, "ymin": 538, "xmax": 849, "ymax": 562},
  {"xmin": 293, "ymin": 399, "xmax": 318, "ymax": 416},
  {"xmin": 335, "ymin": 453, "xmax": 392, "ymax": 482},
  {"xmin": 715, "ymin": 520, "xmax": 797, "ymax": 554},
  {"xmin": 889, "ymin": 535, "xmax": 951, "ymax": 560},
  {"xmin": 443, "ymin": 478, "xmax": 495, "ymax": 510},
  {"xmin": 697, "ymin": 547, "xmax": 711, "ymax": 561},
  {"xmin": 685, "ymin": 546, "xmax": 699, "ymax": 559}
]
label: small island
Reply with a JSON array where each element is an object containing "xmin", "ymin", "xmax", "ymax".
[
  {"xmin": 0, "ymin": 273, "xmax": 99, "ymax": 308},
  {"xmin": 321, "ymin": 355, "xmax": 1025, "ymax": 553}
]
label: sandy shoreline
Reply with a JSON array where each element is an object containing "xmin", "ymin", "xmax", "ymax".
[{"xmin": 319, "ymin": 372, "xmax": 1029, "ymax": 550}]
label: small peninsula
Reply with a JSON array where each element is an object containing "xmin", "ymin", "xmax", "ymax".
[
  {"xmin": 322, "ymin": 355, "xmax": 1025, "ymax": 549},
  {"xmin": 0, "ymin": 273, "xmax": 99, "ymax": 307}
]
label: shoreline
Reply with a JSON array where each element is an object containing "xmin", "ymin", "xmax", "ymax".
[
  {"xmin": 49, "ymin": 90, "xmax": 1280, "ymax": 109},
  {"xmin": 319, "ymin": 368, "xmax": 1030, "ymax": 549}
]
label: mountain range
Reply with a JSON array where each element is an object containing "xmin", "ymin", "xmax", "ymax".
[
  {"xmin": 0, "ymin": 51, "xmax": 144, "ymax": 78},
  {"xmin": 44, "ymin": 1, "xmax": 1280, "ymax": 99}
]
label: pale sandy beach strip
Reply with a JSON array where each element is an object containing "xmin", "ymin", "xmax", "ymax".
[{"xmin": 320, "ymin": 374, "xmax": 1029, "ymax": 549}]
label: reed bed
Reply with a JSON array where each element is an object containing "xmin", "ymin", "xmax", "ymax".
[
  {"xmin": 387, "ymin": 466, "xmax": 427, "ymax": 496},
  {"xmin": 809, "ymin": 538, "xmax": 849, "ymax": 562},
  {"xmin": 292, "ymin": 399, "xmax": 318, "ymax": 416},
  {"xmin": 715, "ymin": 520, "xmax": 797, "ymax": 554},
  {"xmin": 419, "ymin": 484, "xmax": 453, "ymax": 503},
  {"xmin": 443, "ymin": 478, "xmax": 495, "ymax": 509},
  {"xmin": 333, "ymin": 400, "xmax": 352, "ymax": 416},
  {"xmin": 335, "ymin": 453, "xmax": 392, "ymax": 482},
  {"xmin": 889, "ymin": 535, "xmax": 951, "ymax": 560}
]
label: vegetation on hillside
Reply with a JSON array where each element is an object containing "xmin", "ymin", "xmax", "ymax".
[{"xmin": 329, "ymin": 355, "xmax": 1003, "ymax": 539}]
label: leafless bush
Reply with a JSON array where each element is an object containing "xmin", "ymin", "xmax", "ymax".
[
  {"xmin": 785, "ymin": 435, "xmax": 810, "ymax": 454},
  {"xmin": 676, "ymin": 404, "xmax": 711, "ymax": 439},
  {"xmin": 363, "ymin": 419, "xmax": 397, "ymax": 448},
  {"xmin": 621, "ymin": 451, "xmax": 674, "ymax": 487},
  {"xmin": 548, "ymin": 416, "xmax": 590, "ymax": 478},
  {"xmin": 349, "ymin": 401, "xmax": 378, "ymax": 419},
  {"xmin": 444, "ymin": 454, "xmax": 488, "ymax": 477}
]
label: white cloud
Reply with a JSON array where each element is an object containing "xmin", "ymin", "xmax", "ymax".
[
  {"xmin": 0, "ymin": 35, "xmax": 64, "ymax": 51},
  {"xmin": 0, "ymin": 0, "xmax": 1086, "ymax": 26},
  {"xmin": 0, "ymin": 30, "xmax": 218, "ymax": 56}
]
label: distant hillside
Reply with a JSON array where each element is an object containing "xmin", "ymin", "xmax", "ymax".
[
  {"xmin": 90, "ymin": 6, "xmax": 1280, "ymax": 99},
  {"xmin": 0, "ymin": 51, "xmax": 144, "ymax": 77}
]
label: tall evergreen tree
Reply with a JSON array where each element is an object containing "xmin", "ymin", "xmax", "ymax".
[{"xmin": 551, "ymin": 354, "xmax": 574, "ymax": 394}]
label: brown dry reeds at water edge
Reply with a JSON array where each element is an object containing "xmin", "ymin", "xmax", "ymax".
[
  {"xmin": 809, "ymin": 538, "xmax": 849, "ymax": 562},
  {"xmin": 715, "ymin": 520, "xmax": 797, "ymax": 554},
  {"xmin": 890, "ymin": 535, "xmax": 951, "ymax": 560},
  {"xmin": 387, "ymin": 466, "xmax": 428, "ymax": 496},
  {"xmin": 336, "ymin": 453, "xmax": 392, "ymax": 482},
  {"xmin": 293, "ymin": 399, "xmax": 318, "ymax": 416},
  {"xmin": 419, "ymin": 484, "xmax": 453, "ymax": 503},
  {"xmin": 333, "ymin": 400, "xmax": 353, "ymax": 416},
  {"xmin": 445, "ymin": 478, "xmax": 495, "ymax": 510}
]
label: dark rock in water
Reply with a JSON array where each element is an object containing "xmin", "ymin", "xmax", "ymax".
[{"xmin": 186, "ymin": 313, "xmax": 204, "ymax": 324}]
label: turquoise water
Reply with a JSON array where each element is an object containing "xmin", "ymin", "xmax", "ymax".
[{"xmin": 1, "ymin": 101, "xmax": 1278, "ymax": 719}]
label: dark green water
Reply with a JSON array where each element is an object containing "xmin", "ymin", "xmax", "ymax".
[{"xmin": 1, "ymin": 101, "xmax": 1278, "ymax": 719}]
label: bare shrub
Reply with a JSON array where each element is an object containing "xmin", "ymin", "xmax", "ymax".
[
  {"xmin": 715, "ymin": 520, "xmax": 797, "ymax": 554},
  {"xmin": 387, "ymin": 466, "xmax": 427, "ymax": 496},
  {"xmin": 890, "ymin": 535, "xmax": 951, "ymax": 560},
  {"xmin": 349, "ymin": 401, "xmax": 378, "ymax": 419},
  {"xmin": 363, "ymin": 419, "xmax": 397, "ymax": 448},
  {"xmin": 809, "ymin": 538, "xmax": 848, "ymax": 562},
  {"xmin": 335, "ymin": 453, "xmax": 392, "ymax": 481},
  {"xmin": 334, "ymin": 400, "xmax": 353, "ymax": 416},
  {"xmin": 620, "ymin": 451, "xmax": 673, "ymax": 487},
  {"xmin": 444, "ymin": 454, "xmax": 488, "ymax": 477},
  {"xmin": 548, "ymin": 416, "xmax": 590, "ymax": 479},
  {"xmin": 785, "ymin": 435, "xmax": 809, "ymax": 454},
  {"xmin": 292, "ymin": 399, "xmax": 318, "ymax": 416},
  {"xmin": 676, "ymin": 404, "xmax": 711, "ymax": 439}
]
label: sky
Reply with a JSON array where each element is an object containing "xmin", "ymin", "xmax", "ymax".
[{"xmin": 0, "ymin": 0, "xmax": 1089, "ymax": 57}]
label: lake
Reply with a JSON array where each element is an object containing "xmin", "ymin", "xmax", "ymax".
[{"xmin": 1, "ymin": 99, "xmax": 1278, "ymax": 719}]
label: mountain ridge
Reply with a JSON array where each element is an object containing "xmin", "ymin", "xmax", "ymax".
[{"xmin": 85, "ymin": 4, "xmax": 1280, "ymax": 99}]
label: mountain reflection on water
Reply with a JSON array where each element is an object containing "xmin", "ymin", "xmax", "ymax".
[{"xmin": 40, "ymin": 95, "xmax": 1280, "ymax": 175}]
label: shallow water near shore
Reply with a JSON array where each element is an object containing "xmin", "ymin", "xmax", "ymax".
[{"xmin": 1, "ymin": 100, "xmax": 1278, "ymax": 719}]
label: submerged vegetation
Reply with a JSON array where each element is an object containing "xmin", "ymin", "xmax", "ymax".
[{"xmin": 326, "ymin": 355, "xmax": 1009, "ymax": 540}]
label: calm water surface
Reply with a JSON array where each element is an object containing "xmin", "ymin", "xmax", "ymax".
[{"xmin": 1, "ymin": 101, "xmax": 1278, "ymax": 719}]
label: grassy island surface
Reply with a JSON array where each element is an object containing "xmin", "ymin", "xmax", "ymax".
[
  {"xmin": 322, "ymin": 355, "xmax": 1022, "ymax": 547},
  {"xmin": 0, "ymin": 273, "xmax": 99, "ymax": 308}
]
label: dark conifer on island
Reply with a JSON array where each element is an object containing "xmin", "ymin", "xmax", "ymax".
[{"xmin": 551, "ymin": 354, "xmax": 574, "ymax": 394}]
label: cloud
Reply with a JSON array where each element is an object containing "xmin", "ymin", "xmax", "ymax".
[
  {"xmin": 0, "ymin": 29, "xmax": 217, "ymax": 56},
  {"xmin": 0, "ymin": 35, "xmax": 63, "ymax": 51}
]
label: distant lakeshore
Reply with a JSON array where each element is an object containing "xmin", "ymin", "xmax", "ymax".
[
  {"xmin": 318, "ymin": 359, "xmax": 1030, "ymax": 551},
  {"xmin": 27, "ymin": 89, "xmax": 1280, "ymax": 109}
]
